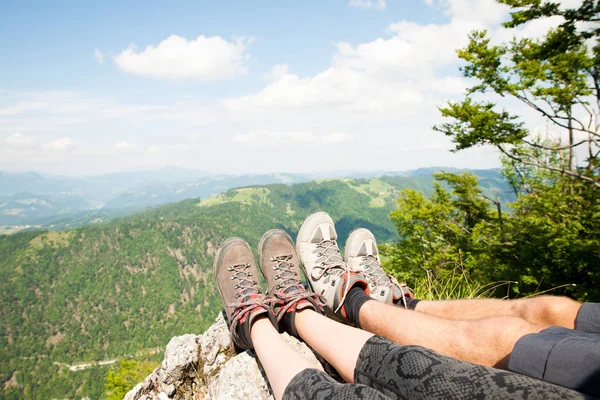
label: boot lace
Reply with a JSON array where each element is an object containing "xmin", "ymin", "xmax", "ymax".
[
  {"xmin": 312, "ymin": 239, "xmax": 351, "ymax": 313},
  {"xmin": 270, "ymin": 254, "xmax": 326, "ymax": 319},
  {"xmin": 360, "ymin": 255, "xmax": 393, "ymax": 289},
  {"xmin": 227, "ymin": 263, "xmax": 272, "ymax": 334},
  {"xmin": 359, "ymin": 256, "xmax": 414, "ymax": 308}
]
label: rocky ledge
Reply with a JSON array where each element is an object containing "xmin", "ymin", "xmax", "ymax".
[{"xmin": 124, "ymin": 313, "xmax": 325, "ymax": 400}]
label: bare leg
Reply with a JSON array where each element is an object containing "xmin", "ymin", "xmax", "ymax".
[
  {"xmin": 251, "ymin": 317, "xmax": 321, "ymax": 400},
  {"xmin": 414, "ymin": 296, "xmax": 582, "ymax": 328},
  {"xmin": 359, "ymin": 300, "xmax": 549, "ymax": 369},
  {"xmin": 295, "ymin": 309, "xmax": 374, "ymax": 383}
]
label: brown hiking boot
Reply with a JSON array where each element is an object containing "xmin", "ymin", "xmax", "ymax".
[
  {"xmin": 214, "ymin": 237, "xmax": 277, "ymax": 350},
  {"xmin": 258, "ymin": 229, "xmax": 326, "ymax": 338}
]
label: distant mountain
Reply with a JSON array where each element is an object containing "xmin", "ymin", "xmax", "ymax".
[
  {"xmin": 0, "ymin": 169, "xmax": 320, "ymax": 227},
  {"xmin": 0, "ymin": 168, "xmax": 511, "ymax": 230}
]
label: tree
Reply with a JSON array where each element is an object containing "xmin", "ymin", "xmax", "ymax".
[
  {"xmin": 385, "ymin": 172, "xmax": 493, "ymax": 282},
  {"xmin": 104, "ymin": 360, "xmax": 157, "ymax": 400},
  {"xmin": 434, "ymin": 0, "xmax": 600, "ymax": 187}
]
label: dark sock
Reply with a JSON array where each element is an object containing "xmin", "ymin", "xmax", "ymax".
[
  {"xmin": 400, "ymin": 297, "xmax": 420, "ymax": 310},
  {"xmin": 344, "ymin": 286, "xmax": 373, "ymax": 328}
]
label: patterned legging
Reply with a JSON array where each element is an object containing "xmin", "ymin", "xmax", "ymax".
[{"xmin": 282, "ymin": 336, "xmax": 593, "ymax": 400}]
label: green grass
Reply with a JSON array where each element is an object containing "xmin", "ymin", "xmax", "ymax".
[{"xmin": 197, "ymin": 187, "xmax": 272, "ymax": 208}]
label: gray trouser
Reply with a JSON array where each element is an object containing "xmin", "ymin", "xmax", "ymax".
[
  {"xmin": 282, "ymin": 336, "xmax": 592, "ymax": 400},
  {"xmin": 509, "ymin": 302, "xmax": 600, "ymax": 397}
]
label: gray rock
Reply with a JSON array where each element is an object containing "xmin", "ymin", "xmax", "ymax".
[
  {"xmin": 124, "ymin": 312, "xmax": 324, "ymax": 400},
  {"xmin": 166, "ymin": 384, "xmax": 176, "ymax": 397}
]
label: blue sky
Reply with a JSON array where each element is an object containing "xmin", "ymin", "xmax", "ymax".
[{"xmin": 0, "ymin": 0, "xmax": 571, "ymax": 175}]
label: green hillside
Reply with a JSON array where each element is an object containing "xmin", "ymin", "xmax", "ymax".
[{"xmin": 0, "ymin": 174, "xmax": 510, "ymax": 399}]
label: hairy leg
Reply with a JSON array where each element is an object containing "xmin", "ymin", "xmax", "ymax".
[
  {"xmin": 359, "ymin": 300, "xmax": 549, "ymax": 368},
  {"xmin": 414, "ymin": 296, "xmax": 582, "ymax": 328},
  {"xmin": 251, "ymin": 317, "xmax": 321, "ymax": 400},
  {"xmin": 295, "ymin": 309, "xmax": 374, "ymax": 383}
]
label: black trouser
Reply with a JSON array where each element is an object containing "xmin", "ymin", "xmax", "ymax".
[{"xmin": 282, "ymin": 336, "xmax": 594, "ymax": 400}]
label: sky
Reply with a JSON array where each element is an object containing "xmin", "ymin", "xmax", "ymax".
[{"xmin": 0, "ymin": 0, "xmax": 581, "ymax": 176}]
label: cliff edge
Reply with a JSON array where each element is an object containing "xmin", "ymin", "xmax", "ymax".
[{"xmin": 124, "ymin": 313, "xmax": 325, "ymax": 400}]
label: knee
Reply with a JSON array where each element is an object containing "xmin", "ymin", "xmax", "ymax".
[
  {"xmin": 513, "ymin": 296, "xmax": 579, "ymax": 322},
  {"xmin": 468, "ymin": 316, "xmax": 543, "ymax": 346}
]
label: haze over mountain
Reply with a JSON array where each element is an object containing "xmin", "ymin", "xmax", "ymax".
[{"xmin": 0, "ymin": 167, "xmax": 503, "ymax": 232}]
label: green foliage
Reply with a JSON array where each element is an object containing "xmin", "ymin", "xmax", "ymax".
[
  {"xmin": 383, "ymin": 172, "xmax": 495, "ymax": 284},
  {"xmin": 435, "ymin": 0, "xmax": 600, "ymax": 187},
  {"xmin": 383, "ymin": 168, "xmax": 600, "ymax": 302},
  {"xmin": 104, "ymin": 360, "xmax": 158, "ymax": 400}
]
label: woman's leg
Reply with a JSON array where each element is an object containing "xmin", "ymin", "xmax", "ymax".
[
  {"xmin": 295, "ymin": 309, "xmax": 374, "ymax": 383},
  {"xmin": 250, "ymin": 317, "xmax": 320, "ymax": 400},
  {"xmin": 251, "ymin": 316, "xmax": 390, "ymax": 400}
]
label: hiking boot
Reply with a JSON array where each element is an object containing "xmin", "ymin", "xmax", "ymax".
[
  {"xmin": 214, "ymin": 237, "xmax": 277, "ymax": 350},
  {"xmin": 345, "ymin": 228, "xmax": 414, "ymax": 306},
  {"xmin": 296, "ymin": 212, "xmax": 369, "ymax": 317},
  {"xmin": 258, "ymin": 229, "xmax": 326, "ymax": 337}
]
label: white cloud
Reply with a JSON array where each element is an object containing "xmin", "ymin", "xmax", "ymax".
[
  {"xmin": 323, "ymin": 132, "xmax": 352, "ymax": 144},
  {"xmin": 114, "ymin": 35, "xmax": 252, "ymax": 80},
  {"xmin": 440, "ymin": 0, "xmax": 509, "ymax": 25},
  {"xmin": 113, "ymin": 141, "xmax": 136, "ymax": 152},
  {"xmin": 263, "ymin": 64, "xmax": 289, "ymax": 80},
  {"xmin": 43, "ymin": 138, "xmax": 73, "ymax": 152},
  {"xmin": 349, "ymin": 0, "xmax": 386, "ymax": 9},
  {"xmin": 94, "ymin": 49, "xmax": 104, "ymax": 64},
  {"xmin": 6, "ymin": 132, "xmax": 36, "ymax": 148},
  {"xmin": 146, "ymin": 145, "xmax": 161, "ymax": 154},
  {"xmin": 232, "ymin": 131, "xmax": 352, "ymax": 147}
]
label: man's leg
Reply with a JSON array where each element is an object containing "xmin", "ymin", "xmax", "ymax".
[
  {"xmin": 413, "ymin": 296, "xmax": 582, "ymax": 329},
  {"xmin": 349, "ymin": 288, "xmax": 549, "ymax": 368},
  {"xmin": 293, "ymin": 309, "xmax": 587, "ymax": 400}
]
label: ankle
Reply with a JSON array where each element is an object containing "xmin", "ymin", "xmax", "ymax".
[
  {"xmin": 395, "ymin": 297, "xmax": 420, "ymax": 310},
  {"xmin": 249, "ymin": 315, "xmax": 273, "ymax": 344},
  {"xmin": 344, "ymin": 286, "xmax": 373, "ymax": 328}
]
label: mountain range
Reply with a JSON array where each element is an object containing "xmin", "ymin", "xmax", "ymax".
[
  {"xmin": 0, "ymin": 169, "xmax": 512, "ymax": 399},
  {"xmin": 0, "ymin": 167, "xmax": 504, "ymax": 232}
]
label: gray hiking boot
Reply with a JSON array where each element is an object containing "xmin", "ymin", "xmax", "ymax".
[
  {"xmin": 214, "ymin": 237, "xmax": 277, "ymax": 350},
  {"xmin": 345, "ymin": 228, "xmax": 414, "ymax": 306},
  {"xmin": 296, "ymin": 212, "xmax": 370, "ymax": 317},
  {"xmin": 258, "ymin": 229, "xmax": 326, "ymax": 337}
]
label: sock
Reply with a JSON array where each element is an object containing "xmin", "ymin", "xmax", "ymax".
[
  {"xmin": 344, "ymin": 286, "xmax": 373, "ymax": 328},
  {"xmin": 402, "ymin": 298, "xmax": 420, "ymax": 310}
]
